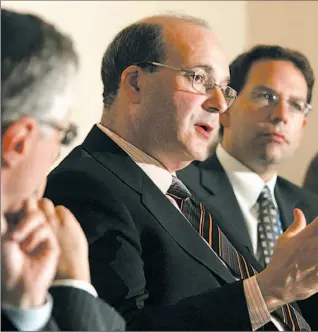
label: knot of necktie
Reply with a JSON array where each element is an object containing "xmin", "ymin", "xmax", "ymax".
[
  {"xmin": 258, "ymin": 185, "xmax": 274, "ymax": 204},
  {"xmin": 168, "ymin": 176, "xmax": 192, "ymax": 200}
]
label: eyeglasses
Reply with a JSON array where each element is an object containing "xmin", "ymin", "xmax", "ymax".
[
  {"xmin": 251, "ymin": 89, "xmax": 312, "ymax": 116},
  {"xmin": 38, "ymin": 120, "xmax": 78, "ymax": 145},
  {"xmin": 136, "ymin": 61, "xmax": 237, "ymax": 109}
]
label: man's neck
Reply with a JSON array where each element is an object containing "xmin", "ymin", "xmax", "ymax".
[
  {"xmin": 220, "ymin": 143, "xmax": 277, "ymax": 182},
  {"xmin": 99, "ymin": 121, "xmax": 192, "ymax": 173}
]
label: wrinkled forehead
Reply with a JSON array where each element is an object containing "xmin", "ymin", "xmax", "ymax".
[{"xmin": 163, "ymin": 21, "xmax": 230, "ymax": 82}]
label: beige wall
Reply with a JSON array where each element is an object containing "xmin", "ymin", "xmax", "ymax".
[
  {"xmin": 2, "ymin": 1, "xmax": 317, "ymax": 185},
  {"xmin": 2, "ymin": 0, "xmax": 247, "ymax": 166},
  {"xmin": 247, "ymin": 1, "xmax": 318, "ymax": 185}
]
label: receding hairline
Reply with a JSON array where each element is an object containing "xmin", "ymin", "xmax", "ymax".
[
  {"xmin": 137, "ymin": 13, "xmax": 211, "ymax": 29},
  {"xmin": 136, "ymin": 14, "xmax": 217, "ymax": 62}
]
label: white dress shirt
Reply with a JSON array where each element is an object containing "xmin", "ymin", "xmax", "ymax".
[
  {"xmin": 216, "ymin": 144, "xmax": 278, "ymax": 257},
  {"xmin": 216, "ymin": 143, "xmax": 284, "ymax": 331}
]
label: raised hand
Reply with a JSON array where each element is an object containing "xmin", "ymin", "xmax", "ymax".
[
  {"xmin": 258, "ymin": 208, "xmax": 318, "ymax": 312},
  {"xmin": 38, "ymin": 198, "xmax": 90, "ymax": 283},
  {"xmin": 1, "ymin": 199, "xmax": 60, "ymax": 309}
]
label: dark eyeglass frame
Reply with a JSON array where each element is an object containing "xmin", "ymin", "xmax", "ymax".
[
  {"xmin": 136, "ymin": 61, "xmax": 237, "ymax": 108},
  {"xmin": 250, "ymin": 89, "xmax": 312, "ymax": 116},
  {"xmin": 38, "ymin": 120, "xmax": 78, "ymax": 145}
]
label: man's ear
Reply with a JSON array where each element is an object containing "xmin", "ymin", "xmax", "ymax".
[
  {"xmin": 120, "ymin": 65, "xmax": 143, "ymax": 104},
  {"xmin": 2, "ymin": 117, "xmax": 38, "ymax": 168}
]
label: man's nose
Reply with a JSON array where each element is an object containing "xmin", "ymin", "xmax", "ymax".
[{"xmin": 202, "ymin": 85, "xmax": 228, "ymax": 114}]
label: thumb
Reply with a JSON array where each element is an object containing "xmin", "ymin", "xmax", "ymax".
[
  {"xmin": 25, "ymin": 197, "xmax": 38, "ymax": 213},
  {"xmin": 285, "ymin": 208, "xmax": 307, "ymax": 238}
]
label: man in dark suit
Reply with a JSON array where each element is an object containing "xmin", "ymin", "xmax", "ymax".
[
  {"xmin": 1, "ymin": 8, "xmax": 124, "ymax": 331},
  {"xmin": 178, "ymin": 45, "xmax": 318, "ymax": 329},
  {"xmin": 46, "ymin": 17, "xmax": 318, "ymax": 331},
  {"xmin": 303, "ymin": 152, "xmax": 318, "ymax": 196}
]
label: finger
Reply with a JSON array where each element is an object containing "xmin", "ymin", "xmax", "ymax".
[
  {"xmin": 55, "ymin": 205, "xmax": 77, "ymax": 226},
  {"xmin": 11, "ymin": 211, "xmax": 45, "ymax": 242},
  {"xmin": 284, "ymin": 208, "xmax": 307, "ymax": 238},
  {"xmin": 38, "ymin": 198, "xmax": 55, "ymax": 216},
  {"xmin": 38, "ymin": 198, "xmax": 58, "ymax": 229},
  {"xmin": 25, "ymin": 197, "xmax": 38, "ymax": 213},
  {"xmin": 21, "ymin": 224, "xmax": 57, "ymax": 254}
]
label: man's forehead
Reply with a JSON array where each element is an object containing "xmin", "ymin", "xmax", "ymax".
[
  {"xmin": 244, "ymin": 59, "xmax": 308, "ymax": 97},
  {"xmin": 165, "ymin": 24, "xmax": 229, "ymax": 80}
]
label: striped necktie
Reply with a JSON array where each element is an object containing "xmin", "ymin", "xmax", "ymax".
[{"xmin": 168, "ymin": 176, "xmax": 311, "ymax": 331}]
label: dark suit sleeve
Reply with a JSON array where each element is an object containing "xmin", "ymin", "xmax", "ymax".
[
  {"xmin": 298, "ymin": 295, "xmax": 318, "ymax": 331},
  {"xmin": 50, "ymin": 286, "xmax": 125, "ymax": 331},
  {"xmin": 303, "ymin": 153, "xmax": 318, "ymax": 196},
  {"xmin": 45, "ymin": 170, "xmax": 252, "ymax": 331},
  {"xmin": 1, "ymin": 310, "xmax": 59, "ymax": 331}
]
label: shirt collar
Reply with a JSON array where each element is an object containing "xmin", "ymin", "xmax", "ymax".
[
  {"xmin": 216, "ymin": 144, "xmax": 277, "ymax": 208},
  {"xmin": 97, "ymin": 123, "xmax": 173, "ymax": 195}
]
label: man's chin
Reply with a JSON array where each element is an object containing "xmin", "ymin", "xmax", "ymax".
[
  {"xmin": 189, "ymin": 148, "xmax": 211, "ymax": 162},
  {"xmin": 259, "ymin": 151, "xmax": 283, "ymax": 166}
]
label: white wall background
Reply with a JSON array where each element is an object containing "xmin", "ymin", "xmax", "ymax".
[{"xmin": 2, "ymin": 1, "xmax": 317, "ymax": 185}]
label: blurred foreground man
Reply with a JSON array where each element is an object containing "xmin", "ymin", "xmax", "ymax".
[{"xmin": 1, "ymin": 8, "xmax": 125, "ymax": 331}]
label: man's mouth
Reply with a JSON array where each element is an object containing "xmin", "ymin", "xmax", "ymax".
[
  {"xmin": 194, "ymin": 123, "xmax": 214, "ymax": 138},
  {"xmin": 262, "ymin": 132, "xmax": 288, "ymax": 144}
]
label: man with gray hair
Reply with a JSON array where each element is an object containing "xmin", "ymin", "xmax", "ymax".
[
  {"xmin": 46, "ymin": 15, "xmax": 318, "ymax": 330},
  {"xmin": 1, "ymin": 8, "xmax": 124, "ymax": 331}
]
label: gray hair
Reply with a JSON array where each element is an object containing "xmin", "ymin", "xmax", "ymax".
[
  {"xmin": 1, "ymin": 9, "xmax": 78, "ymax": 131},
  {"xmin": 101, "ymin": 13, "xmax": 211, "ymax": 108}
]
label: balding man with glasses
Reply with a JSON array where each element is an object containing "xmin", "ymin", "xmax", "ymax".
[
  {"xmin": 1, "ymin": 8, "xmax": 125, "ymax": 331},
  {"xmin": 46, "ymin": 18, "xmax": 318, "ymax": 331}
]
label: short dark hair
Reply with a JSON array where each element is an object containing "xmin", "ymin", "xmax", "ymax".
[
  {"xmin": 101, "ymin": 23, "xmax": 165, "ymax": 108},
  {"xmin": 219, "ymin": 44, "xmax": 315, "ymax": 137},
  {"xmin": 1, "ymin": 9, "xmax": 78, "ymax": 130},
  {"xmin": 101, "ymin": 14, "xmax": 211, "ymax": 108}
]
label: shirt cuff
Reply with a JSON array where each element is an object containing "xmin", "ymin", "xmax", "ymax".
[
  {"xmin": 243, "ymin": 275, "xmax": 272, "ymax": 331},
  {"xmin": 2, "ymin": 294, "xmax": 53, "ymax": 331},
  {"xmin": 51, "ymin": 279, "xmax": 98, "ymax": 297}
]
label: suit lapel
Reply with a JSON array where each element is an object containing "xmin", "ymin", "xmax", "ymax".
[
  {"xmin": 141, "ymin": 177, "xmax": 235, "ymax": 283},
  {"xmin": 275, "ymin": 179, "xmax": 297, "ymax": 230},
  {"xmin": 82, "ymin": 126, "xmax": 235, "ymax": 284},
  {"xmin": 179, "ymin": 156, "xmax": 254, "ymax": 253}
]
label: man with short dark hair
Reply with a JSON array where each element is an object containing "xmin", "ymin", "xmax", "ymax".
[
  {"xmin": 178, "ymin": 44, "xmax": 318, "ymax": 329},
  {"xmin": 46, "ymin": 19, "xmax": 318, "ymax": 331},
  {"xmin": 1, "ymin": 8, "xmax": 125, "ymax": 331}
]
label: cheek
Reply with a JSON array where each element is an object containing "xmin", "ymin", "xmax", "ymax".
[
  {"xmin": 173, "ymin": 93, "xmax": 202, "ymax": 125},
  {"xmin": 33, "ymin": 178, "xmax": 47, "ymax": 199},
  {"xmin": 289, "ymin": 121, "xmax": 305, "ymax": 142}
]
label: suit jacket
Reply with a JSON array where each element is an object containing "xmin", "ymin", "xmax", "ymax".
[
  {"xmin": 1, "ymin": 285, "xmax": 125, "ymax": 331},
  {"xmin": 177, "ymin": 154, "xmax": 318, "ymax": 330},
  {"xmin": 303, "ymin": 152, "xmax": 318, "ymax": 196},
  {"xmin": 45, "ymin": 125, "xmax": 284, "ymax": 331}
]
